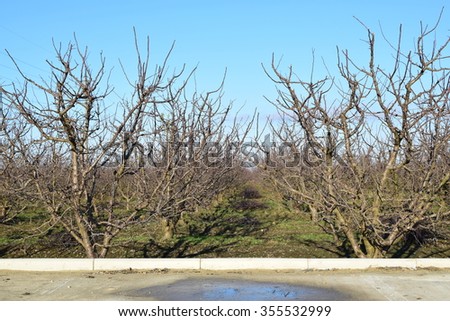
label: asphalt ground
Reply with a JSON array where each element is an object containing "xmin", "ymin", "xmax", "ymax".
[{"xmin": 0, "ymin": 269, "xmax": 449, "ymax": 301}]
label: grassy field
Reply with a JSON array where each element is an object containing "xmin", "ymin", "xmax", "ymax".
[{"xmin": 1, "ymin": 179, "xmax": 449, "ymax": 258}]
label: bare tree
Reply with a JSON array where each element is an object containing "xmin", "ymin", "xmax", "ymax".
[
  {"xmin": 0, "ymin": 103, "xmax": 35, "ymax": 224},
  {"xmin": 264, "ymin": 18, "xmax": 450, "ymax": 257},
  {"xmin": 1, "ymin": 35, "xmax": 184, "ymax": 257},
  {"xmin": 133, "ymin": 76, "xmax": 254, "ymax": 240},
  {"xmin": 2, "ymin": 32, "xmax": 253, "ymax": 256}
]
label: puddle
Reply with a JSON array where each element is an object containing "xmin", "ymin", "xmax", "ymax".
[{"xmin": 127, "ymin": 278, "xmax": 351, "ymax": 300}]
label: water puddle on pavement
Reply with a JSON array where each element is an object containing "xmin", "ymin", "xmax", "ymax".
[{"xmin": 126, "ymin": 278, "xmax": 351, "ymax": 300}]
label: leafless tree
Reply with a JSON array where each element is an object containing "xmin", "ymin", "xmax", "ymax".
[
  {"xmin": 132, "ymin": 76, "xmax": 254, "ymax": 240},
  {"xmin": 1, "ymin": 33, "xmax": 253, "ymax": 256},
  {"xmin": 264, "ymin": 18, "xmax": 449, "ymax": 257},
  {"xmin": 1, "ymin": 34, "xmax": 192, "ymax": 257},
  {"xmin": 0, "ymin": 103, "xmax": 35, "ymax": 224}
]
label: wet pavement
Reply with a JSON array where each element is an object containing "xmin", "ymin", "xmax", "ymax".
[{"xmin": 127, "ymin": 278, "xmax": 351, "ymax": 300}]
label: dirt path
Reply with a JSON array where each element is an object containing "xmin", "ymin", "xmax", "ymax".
[{"xmin": 0, "ymin": 269, "xmax": 449, "ymax": 301}]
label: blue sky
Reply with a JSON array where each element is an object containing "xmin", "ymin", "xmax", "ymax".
[{"xmin": 1, "ymin": 1, "xmax": 448, "ymax": 117}]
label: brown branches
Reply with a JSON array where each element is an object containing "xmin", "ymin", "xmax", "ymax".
[
  {"xmin": 264, "ymin": 18, "xmax": 450, "ymax": 258},
  {"xmin": 1, "ymin": 33, "xmax": 189, "ymax": 257},
  {"xmin": 2, "ymin": 31, "xmax": 253, "ymax": 257}
]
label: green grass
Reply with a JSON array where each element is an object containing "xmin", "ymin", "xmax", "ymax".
[{"xmin": 1, "ymin": 180, "xmax": 449, "ymax": 258}]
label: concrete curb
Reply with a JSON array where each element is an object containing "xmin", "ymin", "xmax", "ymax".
[
  {"xmin": 0, "ymin": 258, "xmax": 449, "ymax": 271},
  {"xmin": 0, "ymin": 259, "xmax": 94, "ymax": 271},
  {"xmin": 93, "ymin": 258, "xmax": 200, "ymax": 271},
  {"xmin": 200, "ymin": 258, "xmax": 309, "ymax": 270}
]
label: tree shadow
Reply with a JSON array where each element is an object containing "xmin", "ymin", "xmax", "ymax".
[
  {"xmin": 423, "ymin": 246, "xmax": 450, "ymax": 258},
  {"xmin": 294, "ymin": 239, "xmax": 352, "ymax": 257},
  {"xmin": 142, "ymin": 205, "xmax": 266, "ymax": 258},
  {"xmin": 392, "ymin": 230, "xmax": 450, "ymax": 258},
  {"xmin": 0, "ymin": 245, "xmax": 11, "ymax": 257},
  {"xmin": 142, "ymin": 237, "xmax": 239, "ymax": 258}
]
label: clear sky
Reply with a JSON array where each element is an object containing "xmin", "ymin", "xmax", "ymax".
[{"xmin": 1, "ymin": 0, "xmax": 448, "ymax": 117}]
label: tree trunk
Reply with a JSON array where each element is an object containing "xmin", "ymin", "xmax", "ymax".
[
  {"xmin": 81, "ymin": 240, "xmax": 96, "ymax": 258},
  {"xmin": 161, "ymin": 218, "xmax": 175, "ymax": 240},
  {"xmin": 310, "ymin": 205, "xmax": 319, "ymax": 222},
  {"xmin": 99, "ymin": 234, "xmax": 112, "ymax": 258},
  {"xmin": 363, "ymin": 238, "xmax": 383, "ymax": 258},
  {"xmin": 74, "ymin": 213, "xmax": 96, "ymax": 258}
]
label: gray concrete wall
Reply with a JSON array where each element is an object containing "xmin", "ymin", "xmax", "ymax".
[{"xmin": 1, "ymin": 258, "xmax": 449, "ymax": 271}]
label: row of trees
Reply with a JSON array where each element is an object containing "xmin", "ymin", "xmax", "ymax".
[
  {"xmin": 0, "ymin": 35, "xmax": 252, "ymax": 258},
  {"xmin": 1, "ymin": 22, "xmax": 449, "ymax": 258},
  {"xmin": 263, "ymin": 20, "xmax": 449, "ymax": 257}
]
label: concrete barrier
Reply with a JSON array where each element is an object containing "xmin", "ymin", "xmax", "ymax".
[
  {"xmin": 93, "ymin": 258, "xmax": 200, "ymax": 271},
  {"xmin": 0, "ymin": 258, "xmax": 94, "ymax": 271},
  {"xmin": 415, "ymin": 258, "xmax": 450, "ymax": 269},
  {"xmin": 0, "ymin": 258, "xmax": 449, "ymax": 271},
  {"xmin": 200, "ymin": 258, "xmax": 309, "ymax": 270},
  {"xmin": 306, "ymin": 258, "xmax": 418, "ymax": 270}
]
